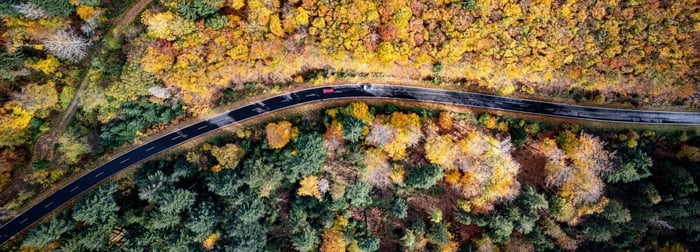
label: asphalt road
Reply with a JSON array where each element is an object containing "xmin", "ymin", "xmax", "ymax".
[{"xmin": 1, "ymin": 84, "xmax": 699, "ymax": 245}]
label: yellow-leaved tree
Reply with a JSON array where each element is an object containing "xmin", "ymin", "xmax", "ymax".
[
  {"xmin": 298, "ymin": 175, "xmax": 322, "ymax": 200},
  {"xmin": 210, "ymin": 143, "xmax": 245, "ymax": 169},
  {"xmin": 537, "ymin": 131, "xmax": 613, "ymax": 224}
]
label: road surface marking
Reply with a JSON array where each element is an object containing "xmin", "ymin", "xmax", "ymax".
[
  {"xmin": 119, "ymin": 158, "xmax": 130, "ymax": 164},
  {"xmin": 95, "ymin": 171, "xmax": 104, "ymax": 178},
  {"xmin": 19, "ymin": 218, "xmax": 28, "ymax": 224},
  {"xmin": 197, "ymin": 125, "xmax": 208, "ymax": 130},
  {"xmin": 44, "ymin": 202, "xmax": 54, "ymax": 208},
  {"xmin": 171, "ymin": 135, "xmax": 181, "ymax": 140},
  {"xmin": 70, "ymin": 186, "xmax": 80, "ymax": 192},
  {"xmin": 145, "ymin": 147, "xmax": 155, "ymax": 152}
]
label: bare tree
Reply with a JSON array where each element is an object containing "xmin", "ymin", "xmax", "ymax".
[
  {"xmin": 13, "ymin": 2, "xmax": 49, "ymax": 19},
  {"xmin": 43, "ymin": 30, "xmax": 91, "ymax": 63}
]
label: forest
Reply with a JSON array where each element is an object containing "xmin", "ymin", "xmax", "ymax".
[
  {"xmin": 4, "ymin": 102, "xmax": 699, "ymax": 251},
  {"xmin": 0, "ymin": 0, "xmax": 698, "ymax": 250}
]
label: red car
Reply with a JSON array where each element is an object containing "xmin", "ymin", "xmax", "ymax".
[{"xmin": 322, "ymin": 87, "xmax": 334, "ymax": 94}]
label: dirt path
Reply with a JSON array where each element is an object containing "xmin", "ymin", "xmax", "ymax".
[
  {"xmin": 31, "ymin": 0, "xmax": 154, "ymax": 165},
  {"xmin": 1, "ymin": 0, "xmax": 155, "ymax": 214},
  {"xmin": 111, "ymin": 0, "xmax": 153, "ymax": 28}
]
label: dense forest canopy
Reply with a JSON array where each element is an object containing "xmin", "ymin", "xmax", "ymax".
[
  {"xmin": 0, "ymin": 0, "xmax": 698, "ymax": 250},
  {"xmin": 7, "ymin": 103, "xmax": 699, "ymax": 251}
]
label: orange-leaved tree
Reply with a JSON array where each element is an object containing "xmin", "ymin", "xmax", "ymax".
[{"xmin": 266, "ymin": 121, "xmax": 295, "ymax": 149}]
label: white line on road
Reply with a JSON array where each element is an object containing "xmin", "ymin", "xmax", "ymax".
[
  {"xmin": 95, "ymin": 171, "xmax": 104, "ymax": 178},
  {"xmin": 145, "ymin": 147, "xmax": 155, "ymax": 152},
  {"xmin": 19, "ymin": 218, "xmax": 28, "ymax": 224},
  {"xmin": 197, "ymin": 125, "xmax": 208, "ymax": 130},
  {"xmin": 70, "ymin": 186, "xmax": 79, "ymax": 192},
  {"xmin": 171, "ymin": 135, "xmax": 181, "ymax": 140},
  {"xmin": 119, "ymin": 158, "xmax": 129, "ymax": 164},
  {"xmin": 43, "ymin": 202, "xmax": 53, "ymax": 208}
]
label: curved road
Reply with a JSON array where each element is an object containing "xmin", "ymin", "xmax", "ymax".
[{"xmin": 1, "ymin": 84, "xmax": 699, "ymax": 245}]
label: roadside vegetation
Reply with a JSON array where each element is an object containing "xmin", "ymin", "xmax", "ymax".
[
  {"xmin": 5, "ymin": 103, "xmax": 699, "ymax": 251},
  {"xmin": 0, "ymin": 0, "xmax": 698, "ymax": 250}
]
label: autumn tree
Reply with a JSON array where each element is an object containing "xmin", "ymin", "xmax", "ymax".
[
  {"xmin": 266, "ymin": 120, "xmax": 294, "ymax": 149},
  {"xmin": 13, "ymin": 2, "xmax": 49, "ymax": 19},
  {"xmin": 298, "ymin": 175, "xmax": 322, "ymax": 200},
  {"xmin": 106, "ymin": 62, "xmax": 158, "ymax": 102},
  {"xmin": 209, "ymin": 143, "xmax": 245, "ymax": 169},
  {"xmin": 56, "ymin": 131, "xmax": 90, "ymax": 165},
  {"xmin": 542, "ymin": 131, "xmax": 613, "ymax": 217},
  {"xmin": 43, "ymin": 30, "xmax": 90, "ymax": 63},
  {"xmin": 13, "ymin": 81, "xmax": 58, "ymax": 117},
  {"xmin": 0, "ymin": 102, "xmax": 33, "ymax": 147}
]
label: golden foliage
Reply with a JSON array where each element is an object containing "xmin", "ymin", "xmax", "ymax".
[
  {"xmin": 363, "ymin": 148, "xmax": 391, "ymax": 187},
  {"xmin": 438, "ymin": 112, "xmax": 453, "ymax": 130},
  {"xmin": 210, "ymin": 143, "xmax": 245, "ymax": 169},
  {"xmin": 0, "ymin": 103, "xmax": 33, "ymax": 147},
  {"xmin": 430, "ymin": 130, "xmax": 520, "ymax": 212},
  {"xmin": 345, "ymin": 102, "xmax": 374, "ymax": 124},
  {"xmin": 16, "ymin": 81, "xmax": 58, "ymax": 118},
  {"xmin": 424, "ymin": 134, "xmax": 455, "ymax": 168},
  {"xmin": 266, "ymin": 121, "xmax": 294, "ymax": 149},
  {"xmin": 389, "ymin": 164, "xmax": 405, "ymax": 184},
  {"xmin": 269, "ymin": 15, "xmax": 285, "ymax": 37},
  {"xmin": 540, "ymin": 131, "xmax": 613, "ymax": 224},
  {"xmin": 321, "ymin": 217, "xmax": 348, "ymax": 252},
  {"xmin": 76, "ymin": 6, "xmax": 97, "ymax": 20},
  {"xmin": 141, "ymin": 47, "xmax": 174, "ymax": 74},
  {"xmin": 27, "ymin": 56, "xmax": 60, "ymax": 75},
  {"xmin": 202, "ymin": 232, "xmax": 220, "ymax": 250},
  {"xmin": 298, "ymin": 175, "xmax": 323, "ymax": 200},
  {"xmin": 677, "ymin": 145, "xmax": 700, "ymax": 161}
]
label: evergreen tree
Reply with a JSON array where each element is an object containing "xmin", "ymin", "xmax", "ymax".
[
  {"xmin": 285, "ymin": 133, "xmax": 326, "ymax": 182},
  {"xmin": 343, "ymin": 117, "xmax": 365, "ymax": 143},
  {"xmin": 392, "ymin": 198, "xmax": 408, "ymax": 219},
  {"xmin": 427, "ymin": 222, "xmax": 450, "ymax": 246},
  {"xmin": 0, "ymin": 50, "xmax": 25, "ymax": 80},
  {"xmin": 206, "ymin": 169, "xmax": 243, "ymax": 197},
  {"xmin": 186, "ymin": 202, "xmax": 220, "ymax": 242},
  {"xmin": 72, "ymin": 183, "xmax": 119, "ymax": 226},
  {"xmin": 291, "ymin": 225, "xmax": 320, "ymax": 252},
  {"xmin": 22, "ymin": 215, "xmax": 73, "ymax": 248},
  {"xmin": 656, "ymin": 163, "xmax": 698, "ymax": 199},
  {"xmin": 158, "ymin": 189, "xmax": 196, "ymax": 214},
  {"xmin": 356, "ymin": 234, "xmax": 380, "ymax": 252},
  {"xmin": 606, "ymin": 148, "xmax": 652, "ymax": 183},
  {"xmin": 346, "ymin": 182, "xmax": 372, "ymax": 208},
  {"xmin": 406, "ymin": 164, "xmax": 443, "ymax": 189},
  {"xmin": 177, "ymin": 0, "xmax": 222, "ymax": 20},
  {"xmin": 29, "ymin": 0, "xmax": 73, "ymax": 17},
  {"xmin": 602, "ymin": 200, "xmax": 631, "ymax": 224},
  {"xmin": 137, "ymin": 170, "xmax": 174, "ymax": 203}
]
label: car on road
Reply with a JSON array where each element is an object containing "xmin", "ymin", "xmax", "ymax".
[{"xmin": 322, "ymin": 87, "xmax": 334, "ymax": 94}]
